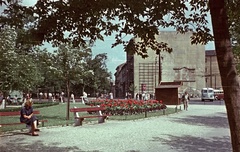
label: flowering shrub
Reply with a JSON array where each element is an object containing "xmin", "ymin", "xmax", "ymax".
[{"xmin": 86, "ymin": 99, "xmax": 167, "ymax": 115}]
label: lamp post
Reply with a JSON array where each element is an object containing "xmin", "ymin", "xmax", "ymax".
[
  {"xmin": 155, "ymin": 56, "xmax": 158, "ymax": 88},
  {"xmin": 158, "ymin": 53, "xmax": 162, "ymax": 84}
]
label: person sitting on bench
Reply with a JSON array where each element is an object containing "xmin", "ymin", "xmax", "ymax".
[{"xmin": 20, "ymin": 99, "xmax": 40, "ymax": 136}]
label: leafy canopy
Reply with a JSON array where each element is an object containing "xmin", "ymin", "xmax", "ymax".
[
  {"xmin": 0, "ymin": 27, "xmax": 43, "ymax": 94},
  {"xmin": 0, "ymin": 0, "xmax": 213, "ymax": 57},
  {"xmin": 227, "ymin": 1, "xmax": 240, "ymax": 74}
]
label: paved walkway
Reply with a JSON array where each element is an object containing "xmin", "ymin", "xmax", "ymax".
[{"xmin": 0, "ymin": 103, "xmax": 232, "ymax": 152}]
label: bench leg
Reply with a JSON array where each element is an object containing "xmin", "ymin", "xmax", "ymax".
[
  {"xmin": 98, "ymin": 116, "xmax": 107, "ymax": 123},
  {"xmin": 75, "ymin": 118, "xmax": 84, "ymax": 126},
  {"xmin": 74, "ymin": 118, "xmax": 80, "ymax": 126},
  {"xmin": 79, "ymin": 118, "xmax": 84, "ymax": 126}
]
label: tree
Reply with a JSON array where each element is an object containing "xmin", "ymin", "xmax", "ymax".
[
  {"xmin": 0, "ymin": 27, "xmax": 42, "ymax": 98},
  {"xmin": 0, "ymin": 0, "xmax": 212, "ymax": 53},
  {"xmin": 1, "ymin": 0, "xmax": 240, "ymax": 150},
  {"xmin": 77, "ymin": 48, "xmax": 95, "ymax": 93},
  {"xmin": 0, "ymin": 27, "xmax": 18, "ymax": 97},
  {"xmin": 14, "ymin": 52, "xmax": 42, "ymax": 93},
  {"xmin": 32, "ymin": 48, "xmax": 61, "ymax": 94},
  {"xmin": 88, "ymin": 53, "xmax": 112, "ymax": 95},
  {"xmin": 209, "ymin": 0, "xmax": 240, "ymax": 151},
  {"xmin": 54, "ymin": 43, "xmax": 91, "ymax": 120}
]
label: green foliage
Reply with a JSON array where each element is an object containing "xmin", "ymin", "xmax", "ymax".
[
  {"xmin": 0, "ymin": 0, "xmax": 213, "ymax": 57},
  {"xmin": 0, "ymin": 27, "xmax": 42, "ymax": 95},
  {"xmin": 0, "ymin": 26, "xmax": 112, "ymax": 97},
  {"xmin": 34, "ymin": 48, "xmax": 60, "ymax": 92},
  {"xmin": 227, "ymin": 1, "xmax": 240, "ymax": 74},
  {"xmin": 0, "ymin": 27, "xmax": 17, "ymax": 94},
  {"xmin": 88, "ymin": 53, "xmax": 112, "ymax": 93},
  {"xmin": 53, "ymin": 43, "xmax": 92, "ymax": 94}
]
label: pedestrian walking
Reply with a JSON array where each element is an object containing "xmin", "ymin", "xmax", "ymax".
[
  {"xmin": 39, "ymin": 92, "xmax": 43, "ymax": 102},
  {"xmin": 60, "ymin": 91, "xmax": 64, "ymax": 103},
  {"xmin": 182, "ymin": 91, "xmax": 190, "ymax": 110},
  {"xmin": 83, "ymin": 91, "xmax": 88, "ymax": 104},
  {"xmin": 109, "ymin": 92, "xmax": 113, "ymax": 99},
  {"xmin": 71, "ymin": 93, "xmax": 75, "ymax": 103}
]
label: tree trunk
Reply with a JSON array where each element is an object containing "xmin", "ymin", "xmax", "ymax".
[
  {"xmin": 66, "ymin": 78, "xmax": 70, "ymax": 121},
  {"xmin": 209, "ymin": 0, "xmax": 240, "ymax": 151}
]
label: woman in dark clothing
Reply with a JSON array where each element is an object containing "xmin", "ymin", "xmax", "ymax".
[{"xmin": 20, "ymin": 99, "xmax": 39, "ymax": 136}]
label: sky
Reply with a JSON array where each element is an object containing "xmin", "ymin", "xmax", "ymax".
[{"xmin": 2, "ymin": 0, "xmax": 215, "ymax": 80}]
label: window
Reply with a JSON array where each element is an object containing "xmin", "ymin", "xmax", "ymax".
[{"xmin": 138, "ymin": 63, "xmax": 157, "ymax": 93}]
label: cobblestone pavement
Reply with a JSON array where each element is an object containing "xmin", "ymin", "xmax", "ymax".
[{"xmin": 0, "ymin": 103, "xmax": 232, "ymax": 152}]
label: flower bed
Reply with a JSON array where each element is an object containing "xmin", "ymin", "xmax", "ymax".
[{"xmin": 86, "ymin": 99, "xmax": 167, "ymax": 115}]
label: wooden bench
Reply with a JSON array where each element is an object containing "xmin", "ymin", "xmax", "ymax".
[
  {"xmin": 0, "ymin": 110, "xmax": 48, "ymax": 127},
  {"xmin": 70, "ymin": 106, "xmax": 109, "ymax": 126}
]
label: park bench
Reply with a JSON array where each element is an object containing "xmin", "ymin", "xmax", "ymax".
[
  {"xmin": 70, "ymin": 106, "xmax": 109, "ymax": 126},
  {"xmin": 0, "ymin": 110, "xmax": 48, "ymax": 127}
]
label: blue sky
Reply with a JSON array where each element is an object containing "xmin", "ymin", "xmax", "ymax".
[{"xmin": 4, "ymin": 0, "xmax": 215, "ymax": 80}]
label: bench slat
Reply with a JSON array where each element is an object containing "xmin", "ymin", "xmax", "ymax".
[
  {"xmin": 0, "ymin": 119, "xmax": 48, "ymax": 126},
  {"xmin": 0, "ymin": 122, "xmax": 23, "ymax": 126},
  {"xmin": 0, "ymin": 111, "xmax": 40, "ymax": 116},
  {"xmin": 70, "ymin": 107, "xmax": 105, "ymax": 112},
  {"xmin": 0, "ymin": 111, "xmax": 20, "ymax": 116},
  {"xmin": 76, "ymin": 115, "xmax": 109, "ymax": 119},
  {"xmin": 0, "ymin": 111, "xmax": 47, "ymax": 127}
]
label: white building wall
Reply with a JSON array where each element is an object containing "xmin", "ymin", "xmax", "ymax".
[{"xmin": 133, "ymin": 31, "xmax": 205, "ymax": 96}]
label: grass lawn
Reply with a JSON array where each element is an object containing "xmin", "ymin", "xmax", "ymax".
[{"xmin": 0, "ymin": 103, "xmax": 181, "ymax": 133}]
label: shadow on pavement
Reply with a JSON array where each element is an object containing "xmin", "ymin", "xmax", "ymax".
[
  {"xmin": 170, "ymin": 115, "xmax": 229, "ymax": 129},
  {"xmin": 0, "ymin": 137, "xmax": 101, "ymax": 152},
  {"xmin": 151, "ymin": 135, "xmax": 232, "ymax": 152},
  {"xmin": 189, "ymin": 100, "xmax": 225, "ymax": 105}
]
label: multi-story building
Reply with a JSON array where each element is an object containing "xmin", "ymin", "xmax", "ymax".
[
  {"xmin": 115, "ymin": 31, "xmax": 206, "ymax": 98},
  {"xmin": 205, "ymin": 50, "xmax": 222, "ymax": 89},
  {"xmin": 114, "ymin": 63, "xmax": 127, "ymax": 98}
]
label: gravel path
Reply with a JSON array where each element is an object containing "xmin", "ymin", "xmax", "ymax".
[{"xmin": 0, "ymin": 104, "xmax": 232, "ymax": 152}]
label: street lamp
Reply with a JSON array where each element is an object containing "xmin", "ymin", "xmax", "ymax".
[
  {"xmin": 158, "ymin": 53, "xmax": 162, "ymax": 84},
  {"xmin": 155, "ymin": 57, "xmax": 158, "ymax": 88}
]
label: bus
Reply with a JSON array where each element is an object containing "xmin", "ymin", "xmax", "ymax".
[
  {"xmin": 214, "ymin": 89, "xmax": 224, "ymax": 100},
  {"xmin": 201, "ymin": 88, "xmax": 214, "ymax": 101}
]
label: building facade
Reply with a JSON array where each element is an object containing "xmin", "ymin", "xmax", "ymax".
[
  {"xmin": 205, "ymin": 50, "xmax": 222, "ymax": 89},
  {"xmin": 115, "ymin": 31, "xmax": 206, "ymax": 98},
  {"xmin": 114, "ymin": 63, "xmax": 127, "ymax": 98}
]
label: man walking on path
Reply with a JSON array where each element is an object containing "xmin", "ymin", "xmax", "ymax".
[{"xmin": 182, "ymin": 91, "xmax": 190, "ymax": 110}]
